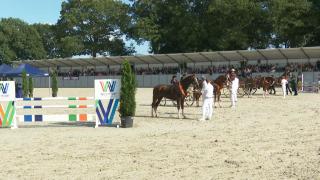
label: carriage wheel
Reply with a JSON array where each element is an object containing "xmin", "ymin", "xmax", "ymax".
[
  {"xmin": 237, "ymin": 88, "xmax": 246, "ymax": 97},
  {"xmin": 160, "ymin": 98, "xmax": 166, "ymax": 106},
  {"xmin": 185, "ymin": 93, "xmax": 194, "ymax": 106},
  {"xmin": 223, "ymin": 87, "xmax": 230, "ymax": 98},
  {"xmin": 243, "ymin": 83, "xmax": 252, "ymax": 95},
  {"xmin": 243, "ymin": 88, "xmax": 251, "ymax": 96}
]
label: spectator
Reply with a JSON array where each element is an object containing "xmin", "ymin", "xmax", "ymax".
[{"xmin": 290, "ymin": 75, "xmax": 298, "ymax": 96}]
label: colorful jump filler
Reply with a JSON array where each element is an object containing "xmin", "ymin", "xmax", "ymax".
[
  {"xmin": 95, "ymin": 79, "xmax": 121, "ymax": 128},
  {"xmin": 0, "ymin": 81, "xmax": 17, "ymax": 128},
  {"xmin": 15, "ymin": 97, "xmax": 96, "ymax": 122}
]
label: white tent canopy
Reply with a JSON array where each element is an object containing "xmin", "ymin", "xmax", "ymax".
[{"xmin": 12, "ymin": 47, "xmax": 320, "ymax": 68}]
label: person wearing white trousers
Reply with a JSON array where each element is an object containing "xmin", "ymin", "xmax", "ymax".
[
  {"xmin": 199, "ymin": 78, "xmax": 214, "ymax": 121},
  {"xmin": 281, "ymin": 76, "xmax": 288, "ymax": 99},
  {"xmin": 230, "ymin": 76, "xmax": 239, "ymax": 108}
]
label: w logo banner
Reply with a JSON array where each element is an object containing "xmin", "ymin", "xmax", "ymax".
[
  {"xmin": 0, "ymin": 81, "xmax": 15, "ymax": 101},
  {"xmin": 0, "ymin": 83, "xmax": 9, "ymax": 94},
  {"xmin": 99, "ymin": 80, "xmax": 116, "ymax": 92},
  {"xmin": 94, "ymin": 79, "xmax": 121, "ymax": 127},
  {"xmin": 95, "ymin": 79, "xmax": 120, "ymax": 100},
  {"xmin": 96, "ymin": 99, "xmax": 119, "ymax": 125}
]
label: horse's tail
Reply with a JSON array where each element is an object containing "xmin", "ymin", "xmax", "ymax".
[{"xmin": 151, "ymin": 87, "xmax": 158, "ymax": 107}]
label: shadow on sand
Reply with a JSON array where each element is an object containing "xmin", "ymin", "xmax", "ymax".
[{"xmin": 17, "ymin": 121, "xmax": 120, "ymax": 128}]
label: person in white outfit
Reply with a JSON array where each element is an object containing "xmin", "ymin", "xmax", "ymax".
[
  {"xmin": 199, "ymin": 77, "xmax": 214, "ymax": 121},
  {"xmin": 229, "ymin": 69, "xmax": 239, "ymax": 108},
  {"xmin": 281, "ymin": 76, "xmax": 288, "ymax": 99}
]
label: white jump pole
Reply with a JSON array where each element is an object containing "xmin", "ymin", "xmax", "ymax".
[
  {"xmin": 48, "ymin": 75, "xmax": 51, "ymax": 97},
  {"xmin": 301, "ymin": 73, "xmax": 304, "ymax": 92}
]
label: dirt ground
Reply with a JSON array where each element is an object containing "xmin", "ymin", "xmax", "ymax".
[{"xmin": 0, "ymin": 88, "xmax": 319, "ymax": 179}]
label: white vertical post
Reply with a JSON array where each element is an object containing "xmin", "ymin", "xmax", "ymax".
[
  {"xmin": 302, "ymin": 73, "xmax": 304, "ymax": 92},
  {"xmin": 48, "ymin": 76, "xmax": 51, "ymax": 97}
]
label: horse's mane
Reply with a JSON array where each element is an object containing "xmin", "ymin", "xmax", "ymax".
[
  {"xmin": 214, "ymin": 75, "xmax": 227, "ymax": 86},
  {"xmin": 180, "ymin": 75, "xmax": 193, "ymax": 83},
  {"xmin": 180, "ymin": 74, "xmax": 198, "ymax": 90}
]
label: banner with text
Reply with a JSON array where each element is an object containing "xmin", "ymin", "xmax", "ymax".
[
  {"xmin": 94, "ymin": 79, "xmax": 121, "ymax": 100},
  {"xmin": 0, "ymin": 81, "xmax": 15, "ymax": 101}
]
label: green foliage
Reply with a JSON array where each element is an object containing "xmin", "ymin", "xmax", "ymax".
[
  {"xmin": 269, "ymin": 0, "xmax": 313, "ymax": 47},
  {"xmin": 51, "ymin": 71, "xmax": 58, "ymax": 97},
  {"xmin": 119, "ymin": 60, "xmax": 136, "ymax": 117},
  {"xmin": 57, "ymin": 0, "xmax": 134, "ymax": 57},
  {"xmin": 28, "ymin": 77, "xmax": 33, "ymax": 98},
  {"xmin": 132, "ymin": 0, "xmax": 320, "ymax": 52},
  {"xmin": 2, "ymin": 1, "xmax": 320, "ymax": 60},
  {"xmin": 58, "ymin": 36, "xmax": 84, "ymax": 58},
  {"xmin": 32, "ymin": 24, "xmax": 60, "ymax": 59},
  {"xmin": 0, "ymin": 18, "xmax": 46, "ymax": 63},
  {"xmin": 22, "ymin": 71, "xmax": 28, "ymax": 98}
]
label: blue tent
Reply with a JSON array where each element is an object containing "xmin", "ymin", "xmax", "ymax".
[
  {"xmin": 4, "ymin": 64, "xmax": 48, "ymax": 77},
  {"xmin": 0, "ymin": 64, "xmax": 14, "ymax": 76}
]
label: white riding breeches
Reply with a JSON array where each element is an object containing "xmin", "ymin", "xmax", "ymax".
[
  {"xmin": 230, "ymin": 89, "xmax": 237, "ymax": 106},
  {"xmin": 202, "ymin": 98, "xmax": 213, "ymax": 119},
  {"xmin": 282, "ymin": 85, "xmax": 286, "ymax": 98}
]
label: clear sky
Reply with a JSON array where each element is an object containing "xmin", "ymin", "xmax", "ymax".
[{"xmin": 0, "ymin": 0, "xmax": 150, "ymax": 55}]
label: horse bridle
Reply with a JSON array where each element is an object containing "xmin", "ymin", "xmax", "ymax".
[{"xmin": 194, "ymin": 76, "xmax": 200, "ymax": 88}]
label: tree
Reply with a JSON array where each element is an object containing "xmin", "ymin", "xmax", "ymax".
[
  {"xmin": 28, "ymin": 77, "xmax": 33, "ymax": 97},
  {"xmin": 206, "ymin": 0, "xmax": 271, "ymax": 50},
  {"xmin": 119, "ymin": 60, "xmax": 136, "ymax": 118},
  {"xmin": 131, "ymin": 0, "xmax": 271, "ymax": 53},
  {"xmin": 131, "ymin": 0, "xmax": 199, "ymax": 53},
  {"xmin": 57, "ymin": 0, "xmax": 134, "ymax": 57},
  {"xmin": 22, "ymin": 71, "xmax": 28, "ymax": 98},
  {"xmin": 0, "ymin": 18, "xmax": 46, "ymax": 63},
  {"xmin": 268, "ymin": 0, "xmax": 313, "ymax": 47},
  {"xmin": 304, "ymin": 0, "xmax": 320, "ymax": 46},
  {"xmin": 51, "ymin": 71, "xmax": 58, "ymax": 97},
  {"xmin": 32, "ymin": 24, "xmax": 60, "ymax": 59}
]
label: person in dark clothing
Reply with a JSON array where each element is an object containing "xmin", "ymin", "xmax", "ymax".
[
  {"xmin": 269, "ymin": 75, "xmax": 276, "ymax": 95},
  {"xmin": 285, "ymin": 76, "xmax": 292, "ymax": 95},
  {"xmin": 290, "ymin": 76, "xmax": 298, "ymax": 96},
  {"xmin": 16, "ymin": 83, "xmax": 23, "ymax": 98},
  {"xmin": 170, "ymin": 75, "xmax": 178, "ymax": 85}
]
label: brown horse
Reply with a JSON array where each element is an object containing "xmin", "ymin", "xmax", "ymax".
[
  {"xmin": 193, "ymin": 78, "xmax": 218, "ymax": 107},
  {"xmin": 193, "ymin": 75, "xmax": 227, "ymax": 108},
  {"xmin": 213, "ymin": 75, "xmax": 227, "ymax": 107},
  {"xmin": 243, "ymin": 77, "xmax": 260, "ymax": 97},
  {"xmin": 193, "ymin": 78, "xmax": 203, "ymax": 107},
  {"xmin": 258, "ymin": 76, "xmax": 276, "ymax": 98},
  {"xmin": 151, "ymin": 74, "xmax": 199, "ymax": 118}
]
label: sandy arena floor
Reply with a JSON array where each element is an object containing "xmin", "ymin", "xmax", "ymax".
[{"xmin": 0, "ymin": 88, "xmax": 319, "ymax": 179}]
